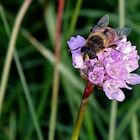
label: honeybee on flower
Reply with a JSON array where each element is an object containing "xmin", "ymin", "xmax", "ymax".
[{"xmin": 67, "ymin": 15, "xmax": 140, "ymax": 102}]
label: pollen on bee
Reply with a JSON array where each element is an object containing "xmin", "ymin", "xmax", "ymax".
[{"xmin": 83, "ymin": 53, "xmax": 90, "ymax": 61}]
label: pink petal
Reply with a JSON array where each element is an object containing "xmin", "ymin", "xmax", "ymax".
[
  {"xmin": 67, "ymin": 35, "xmax": 86, "ymax": 50},
  {"xmin": 105, "ymin": 61, "xmax": 128, "ymax": 80},
  {"xmin": 88, "ymin": 67, "xmax": 105, "ymax": 85},
  {"xmin": 126, "ymin": 73, "xmax": 140, "ymax": 85},
  {"xmin": 125, "ymin": 60, "xmax": 139, "ymax": 72},
  {"xmin": 103, "ymin": 81, "xmax": 125, "ymax": 102},
  {"xmin": 72, "ymin": 50, "xmax": 86, "ymax": 69},
  {"xmin": 111, "ymin": 88, "xmax": 125, "ymax": 102},
  {"xmin": 103, "ymin": 79, "xmax": 132, "ymax": 90}
]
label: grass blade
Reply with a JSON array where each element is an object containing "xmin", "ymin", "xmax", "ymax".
[{"xmin": 0, "ymin": 0, "xmax": 32, "ymax": 116}]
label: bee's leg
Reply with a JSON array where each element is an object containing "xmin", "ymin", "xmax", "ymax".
[
  {"xmin": 83, "ymin": 53, "xmax": 90, "ymax": 61},
  {"xmin": 109, "ymin": 44, "xmax": 117, "ymax": 48},
  {"xmin": 88, "ymin": 50, "xmax": 98, "ymax": 60},
  {"xmin": 81, "ymin": 46, "xmax": 89, "ymax": 53},
  {"xmin": 109, "ymin": 44, "xmax": 124, "ymax": 56},
  {"xmin": 95, "ymin": 55, "xmax": 98, "ymax": 60},
  {"xmin": 109, "ymin": 44, "xmax": 121, "ymax": 52}
]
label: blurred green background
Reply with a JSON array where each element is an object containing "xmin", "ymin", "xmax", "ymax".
[{"xmin": 0, "ymin": 0, "xmax": 140, "ymax": 140}]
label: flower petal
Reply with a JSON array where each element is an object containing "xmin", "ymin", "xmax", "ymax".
[
  {"xmin": 103, "ymin": 80, "xmax": 125, "ymax": 102},
  {"xmin": 111, "ymin": 88, "xmax": 125, "ymax": 102},
  {"xmin": 88, "ymin": 66, "xmax": 105, "ymax": 85},
  {"xmin": 71, "ymin": 49, "xmax": 86, "ymax": 69},
  {"xmin": 125, "ymin": 59, "xmax": 139, "ymax": 72},
  {"xmin": 126, "ymin": 73, "xmax": 140, "ymax": 85},
  {"xmin": 68, "ymin": 28, "xmax": 140, "ymax": 102},
  {"xmin": 67, "ymin": 35, "xmax": 86, "ymax": 50},
  {"xmin": 123, "ymin": 50, "xmax": 140, "ymax": 72},
  {"xmin": 105, "ymin": 61, "xmax": 128, "ymax": 80},
  {"xmin": 116, "ymin": 38, "xmax": 135, "ymax": 54},
  {"xmin": 104, "ymin": 79, "xmax": 132, "ymax": 89}
]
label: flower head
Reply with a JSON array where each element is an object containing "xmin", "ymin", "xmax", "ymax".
[{"xmin": 67, "ymin": 33, "xmax": 140, "ymax": 102}]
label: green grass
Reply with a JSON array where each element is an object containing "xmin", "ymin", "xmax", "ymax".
[{"xmin": 0, "ymin": 0, "xmax": 140, "ymax": 140}]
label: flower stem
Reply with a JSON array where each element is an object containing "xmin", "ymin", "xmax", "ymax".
[
  {"xmin": 108, "ymin": 0, "xmax": 125, "ymax": 139},
  {"xmin": 69, "ymin": 0, "xmax": 83, "ymax": 36},
  {"xmin": 0, "ymin": 0, "xmax": 32, "ymax": 117},
  {"xmin": 131, "ymin": 114, "xmax": 139, "ymax": 140},
  {"xmin": 71, "ymin": 81, "xmax": 94, "ymax": 140},
  {"xmin": 108, "ymin": 100, "xmax": 118, "ymax": 140},
  {"xmin": 48, "ymin": 0, "xmax": 65, "ymax": 140},
  {"xmin": 119, "ymin": 0, "xmax": 125, "ymax": 27}
]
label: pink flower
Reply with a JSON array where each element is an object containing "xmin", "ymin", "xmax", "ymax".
[
  {"xmin": 67, "ymin": 35, "xmax": 140, "ymax": 102},
  {"xmin": 67, "ymin": 36, "xmax": 86, "ymax": 68}
]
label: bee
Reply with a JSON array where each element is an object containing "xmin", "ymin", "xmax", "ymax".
[{"xmin": 81, "ymin": 15, "xmax": 131, "ymax": 60}]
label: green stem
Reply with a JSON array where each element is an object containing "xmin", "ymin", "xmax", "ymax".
[
  {"xmin": 0, "ymin": 0, "xmax": 32, "ymax": 116},
  {"xmin": 14, "ymin": 51, "xmax": 44, "ymax": 140},
  {"xmin": 0, "ymin": 5, "xmax": 10, "ymax": 35},
  {"xmin": 131, "ymin": 114, "xmax": 139, "ymax": 140},
  {"xmin": 108, "ymin": 101, "xmax": 118, "ymax": 140},
  {"xmin": 69, "ymin": 0, "xmax": 83, "ymax": 35},
  {"xmin": 71, "ymin": 82, "xmax": 94, "ymax": 140},
  {"xmin": 48, "ymin": 0, "xmax": 65, "ymax": 140},
  {"xmin": 119, "ymin": 0, "xmax": 125, "ymax": 27},
  {"xmin": 108, "ymin": 0, "xmax": 125, "ymax": 140},
  {"xmin": 0, "ymin": 5, "xmax": 43, "ymax": 140},
  {"xmin": 71, "ymin": 97, "xmax": 89, "ymax": 140},
  {"xmin": 117, "ymin": 98, "xmax": 140, "ymax": 137}
]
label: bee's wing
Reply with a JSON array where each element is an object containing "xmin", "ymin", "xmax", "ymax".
[
  {"xmin": 93, "ymin": 15, "xmax": 109, "ymax": 31},
  {"xmin": 114, "ymin": 27, "xmax": 131, "ymax": 37}
]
